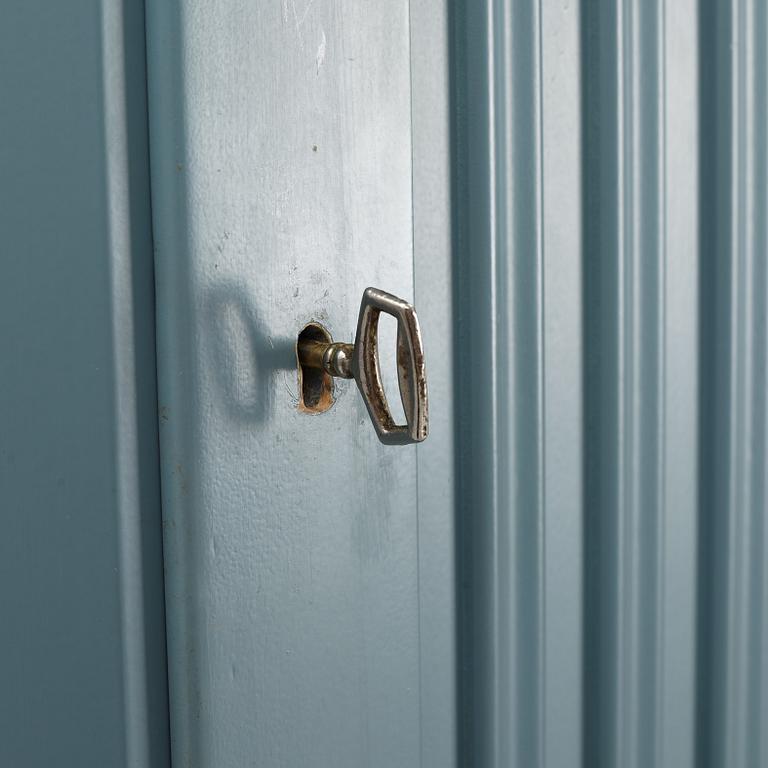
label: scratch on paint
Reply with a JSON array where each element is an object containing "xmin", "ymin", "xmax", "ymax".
[
  {"xmin": 316, "ymin": 28, "xmax": 326, "ymax": 75},
  {"xmin": 298, "ymin": 0, "xmax": 315, "ymax": 26},
  {"xmin": 290, "ymin": 0, "xmax": 315, "ymax": 37},
  {"xmin": 284, "ymin": 373, "xmax": 298, "ymax": 402}
]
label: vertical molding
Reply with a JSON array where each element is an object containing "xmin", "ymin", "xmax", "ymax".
[
  {"xmin": 102, "ymin": 0, "xmax": 171, "ymax": 764},
  {"xmin": 455, "ymin": 0, "xmax": 766, "ymax": 764},
  {"xmin": 583, "ymin": 1, "xmax": 661, "ymax": 762},
  {"xmin": 752, "ymin": 8, "xmax": 768, "ymax": 763},
  {"xmin": 452, "ymin": 0, "xmax": 582, "ymax": 766},
  {"xmin": 583, "ymin": 1, "xmax": 698, "ymax": 766},
  {"xmin": 452, "ymin": 1, "xmax": 544, "ymax": 762},
  {"xmin": 145, "ymin": 2, "xmax": 199, "ymax": 762},
  {"xmin": 698, "ymin": 1, "xmax": 768, "ymax": 767}
]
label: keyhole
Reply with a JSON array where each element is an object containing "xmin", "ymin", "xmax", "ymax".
[{"xmin": 296, "ymin": 323, "xmax": 335, "ymax": 413}]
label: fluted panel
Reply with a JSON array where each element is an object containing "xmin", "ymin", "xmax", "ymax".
[
  {"xmin": 452, "ymin": 1, "xmax": 545, "ymax": 763},
  {"xmin": 452, "ymin": 0, "xmax": 582, "ymax": 766},
  {"xmin": 454, "ymin": 0, "xmax": 767, "ymax": 766},
  {"xmin": 582, "ymin": 0, "xmax": 698, "ymax": 766},
  {"xmin": 698, "ymin": 1, "xmax": 768, "ymax": 767}
]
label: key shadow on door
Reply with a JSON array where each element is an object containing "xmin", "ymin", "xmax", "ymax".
[{"xmin": 205, "ymin": 282, "xmax": 295, "ymax": 425}]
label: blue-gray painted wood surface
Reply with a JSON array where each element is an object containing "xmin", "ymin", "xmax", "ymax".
[
  {"xmin": 698, "ymin": 1, "xmax": 768, "ymax": 766},
  {"xmin": 452, "ymin": 1, "xmax": 767, "ymax": 767},
  {"xmin": 452, "ymin": 0, "xmax": 583, "ymax": 765},
  {"xmin": 581, "ymin": 1, "xmax": 699, "ymax": 766},
  {"xmin": 146, "ymin": 0, "xmax": 454, "ymax": 765},
  {"xmin": 0, "ymin": 1, "xmax": 169, "ymax": 766}
]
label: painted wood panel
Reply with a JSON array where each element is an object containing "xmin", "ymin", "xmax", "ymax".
[
  {"xmin": 452, "ymin": 1, "xmax": 767, "ymax": 767},
  {"xmin": 0, "ymin": 1, "xmax": 169, "ymax": 766},
  {"xmin": 145, "ymin": 1, "xmax": 442, "ymax": 765}
]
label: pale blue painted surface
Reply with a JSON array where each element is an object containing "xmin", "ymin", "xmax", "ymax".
[
  {"xmin": 411, "ymin": 0, "xmax": 458, "ymax": 763},
  {"xmin": 0, "ymin": 1, "xmax": 169, "ymax": 766},
  {"xmin": 2, "ymin": 1, "xmax": 766, "ymax": 767},
  {"xmin": 146, "ymin": 0, "xmax": 455, "ymax": 766}
]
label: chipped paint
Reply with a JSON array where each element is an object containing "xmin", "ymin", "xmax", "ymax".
[{"xmin": 316, "ymin": 28, "xmax": 326, "ymax": 74}]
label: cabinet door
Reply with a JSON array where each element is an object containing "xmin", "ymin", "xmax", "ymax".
[
  {"xmin": 146, "ymin": 2, "xmax": 454, "ymax": 766},
  {"xmin": 0, "ymin": 3, "xmax": 169, "ymax": 766}
]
